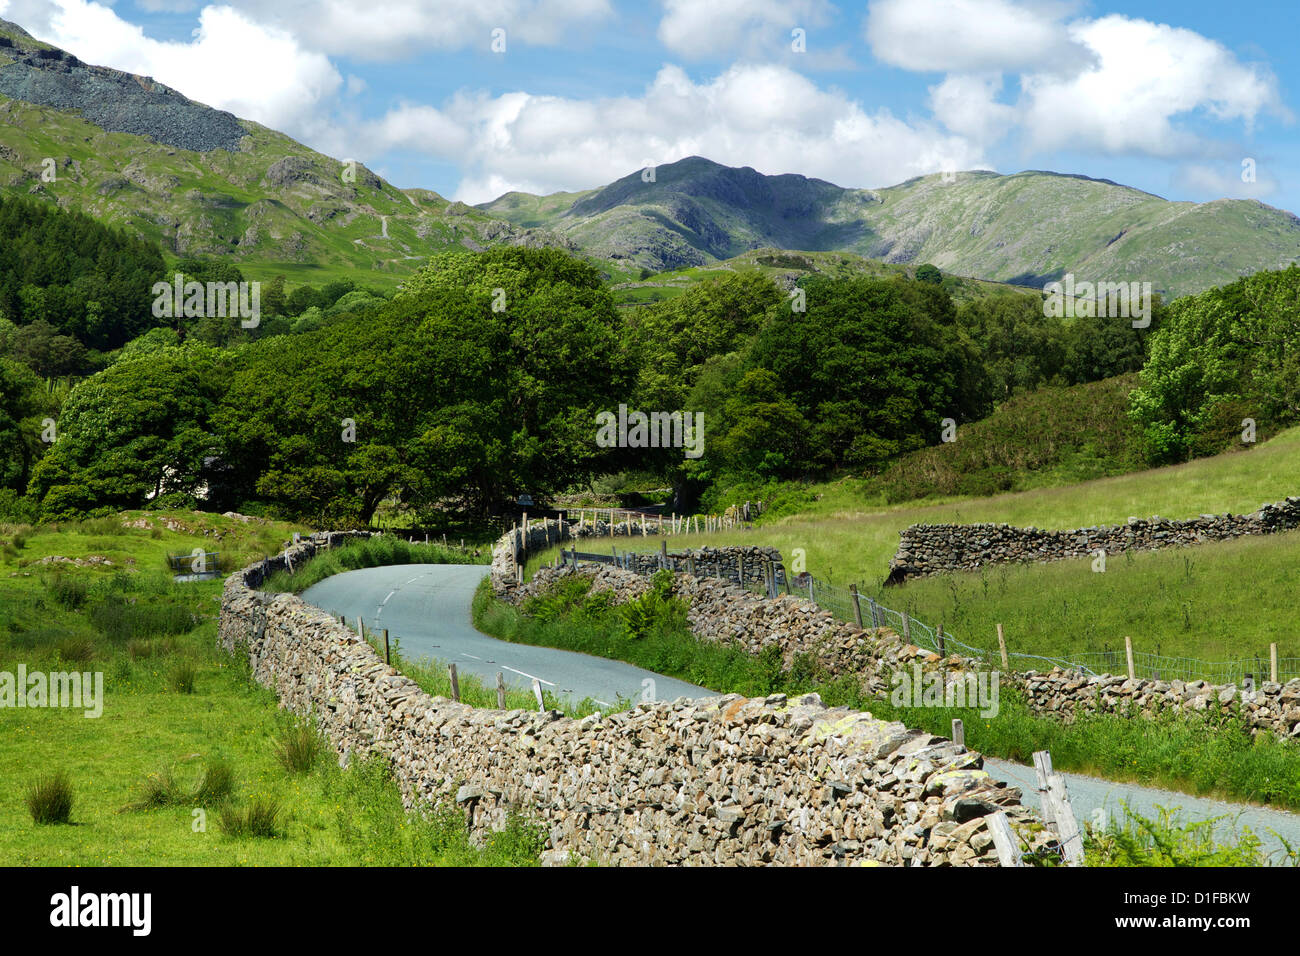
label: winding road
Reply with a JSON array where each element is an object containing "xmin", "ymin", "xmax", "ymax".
[{"xmin": 301, "ymin": 562, "xmax": 1300, "ymax": 860}]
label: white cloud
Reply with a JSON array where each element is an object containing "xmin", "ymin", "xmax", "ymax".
[
  {"xmin": 658, "ymin": 0, "xmax": 836, "ymax": 60},
  {"xmin": 866, "ymin": 0, "xmax": 1090, "ymax": 73},
  {"xmin": 1020, "ymin": 15, "xmax": 1290, "ymax": 157},
  {"xmin": 359, "ymin": 63, "xmax": 988, "ymax": 202},
  {"xmin": 6, "ymin": 0, "xmax": 342, "ymax": 136},
  {"xmin": 225, "ymin": 0, "xmax": 614, "ymax": 59},
  {"xmin": 928, "ymin": 73, "xmax": 1017, "ymax": 144},
  {"xmin": 867, "ymin": 2, "xmax": 1290, "ymax": 162}
]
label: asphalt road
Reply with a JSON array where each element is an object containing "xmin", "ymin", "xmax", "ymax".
[
  {"xmin": 300, "ymin": 564, "xmax": 710, "ymax": 708},
  {"xmin": 300, "ymin": 562, "xmax": 1300, "ymax": 860}
]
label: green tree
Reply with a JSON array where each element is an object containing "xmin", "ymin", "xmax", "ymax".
[
  {"xmin": 0, "ymin": 358, "xmax": 54, "ymax": 492},
  {"xmin": 735, "ymin": 275, "xmax": 989, "ymax": 474},
  {"xmin": 28, "ymin": 348, "xmax": 228, "ymax": 518},
  {"xmin": 1130, "ymin": 266, "xmax": 1300, "ymax": 464}
]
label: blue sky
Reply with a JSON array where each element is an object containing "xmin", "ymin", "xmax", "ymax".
[{"xmin": 3, "ymin": 0, "xmax": 1296, "ymax": 212}]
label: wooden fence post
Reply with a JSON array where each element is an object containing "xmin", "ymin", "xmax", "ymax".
[
  {"xmin": 1271, "ymin": 643, "xmax": 1278, "ymax": 683},
  {"xmin": 1125, "ymin": 635, "xmax": 1135, "ymax": 680},
  {"xmin": 951, "ymin": 718, "xmax": 965, "ymax": 748},
  {"xmin": 849, "ymin": 584, "xmax": 864, "ymax": 628},
  {"xmin": 1047, "ymin": 774, "xmax": 1085, "ymax": 866},
  {"xmin": 382, "ymin": 629, "xmax": 390, "ymax": 665},
  {"xmin": 496, "ymin": 672, "xmax": 506, "ymax": 709},
  {"xmin": 532, "ymin": 678, "xmax": 546, "ymax": 712},
  {"xmin": 997, "ymin": 623, "xmax": 1009, "ymax": 671},
  {"xmin": 987, "ymin": 811, "xmax": 1025, "ymax": 867},
  {"xmin": 448, "ymin": 663, "xmax": 460, "ymax": 703},
  {"xmin": 687, "ymin": 552, "xmax": 696, "ymax": 575},
  {"xmin": 936, "ymin": 624, "xmax": 946, "ymax": 657},
  {"xmin": 902, "ymin": 611, "xmax": 911, "ymax": 643},
  {"xmin": 1032, "ymin": 751, "xmax": 1056, "ymax": 829}
]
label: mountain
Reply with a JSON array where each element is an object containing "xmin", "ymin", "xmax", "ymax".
[
  {"xmin": 0, "ymin": 18, "xmax": 570, "ymax": 286},
  {"xmin": 480, "ymin": 157, "xmax": 1300, "ymax": 298},
  {"xmin": 2, "ymin": 16, "xmax": 1297, "ymax": 299}
]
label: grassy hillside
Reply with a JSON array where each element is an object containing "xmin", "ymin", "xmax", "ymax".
[
  {"xmin": 867, "ymin": 374, "xmax": 1145, "ymax": 502},
  {"xmin": 481, "ymin": 158, "xmax": 1300, "ymax": 298},
  {"xmin": 0, "ymin": 511, "xmax": 543, "ymax": 865},
  {"xmin": 0, "ymin": 20, "xmax": 569, "ymax": 283}
]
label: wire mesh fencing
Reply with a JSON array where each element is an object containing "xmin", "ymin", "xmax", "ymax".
[{"xmin": 599, "ymin": 552, "xmax": 1295, "ymax": 687}]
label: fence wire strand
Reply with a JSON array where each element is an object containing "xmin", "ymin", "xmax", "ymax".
[{"xmin": 583, "ymin": 549, "xmax": 1295, "ymax": 686}]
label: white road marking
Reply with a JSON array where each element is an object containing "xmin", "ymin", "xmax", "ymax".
[
  {"xmin": 463, "ymin": 653, "xmax": 481, "ymax": 660},
  {"xmin": 501, "ymin": 665, "xmax": 555, "ymax": 687}
]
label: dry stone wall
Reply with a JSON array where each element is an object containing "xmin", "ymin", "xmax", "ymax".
[
  {"xmin": 218, "ymin": 530, "xmax": 1051, "ymax": 866},
  {"xmin": 885, "ymin": 497, "xmax": 1300, "ymax": 584},
  {"xmin": 498, "ymin": 518, "xmax": 1300, "ymax": 742}
]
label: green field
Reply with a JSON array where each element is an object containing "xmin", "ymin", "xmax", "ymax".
[
  {"xmin": 528, "ymin": 426, "xmax": 1300, "ymax": 665},
  {"xmin": 0, "ymin": 514, "xmax": 543, "ymax": 866}
]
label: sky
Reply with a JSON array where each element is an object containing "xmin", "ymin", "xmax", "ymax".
[{"xmin": 1, "ymin": 0, "xmax": 1296, "ymax": 212}]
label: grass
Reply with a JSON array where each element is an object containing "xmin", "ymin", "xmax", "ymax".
[
  {"xmin": 218, "ymin": 797, "xmax": 283, "ymax": 839},
  {"xmin": 530, "ymin": 425, "xmax": 1300, "ymax": 665},
  {"xmin": 274, "ymin": 717, "xmax": 322, "ymax": 775},
  {"xmin": 25, "ymin": 771, "xmax": 74, "ymax": 825},
  {"xmin": 0, "ymin": 510, "xmax": 546, "ymax": 866},
  {"xmin": 870, "ymin": 529, "xmax": 1300, "ymax": 667},
  {"xmin": 475, "ymin": 574, "xmax": 1300, "ymax": 814}
]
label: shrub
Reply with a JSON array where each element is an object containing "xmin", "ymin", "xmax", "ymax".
[
  {"xmin": 619, "ymin": 570, "xmax": 685, "ymax": 639},
  {"xmin": 274, "ymin": 717, "xmax": 322, "ymax": 775},
  {"xmin": 25, "ymin": 771, "xmax": 74, "ymax": 824},
  {"xmin": 1084, "ymin": 804, "xmax": 1285, "ymax": 867}
]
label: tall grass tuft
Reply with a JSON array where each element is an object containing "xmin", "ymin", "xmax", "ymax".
[
  {"xmin": 25, "ymin": 771, "xmax": 74, "ymax": 824},
  {"xmin": 123, "ymin": 768, "xmax": 183, "ymax": 811},
  {"xmin": 274, "ymin": 717, "xmax": 322, "ymax": 775},
  {"xmin": 193, "ymin": 757, "xmax": 236, "ymax": 805},
  {"xmin": 46, "ymin": 573, "xmax": 89, "ymax": 610},
  {"xmin": 168, "ymin": 660, "xmax": 197, "ymax": 694},
  {"xmin": 218, "ymin": 796, "xmax": 281, "ymax": 838}
]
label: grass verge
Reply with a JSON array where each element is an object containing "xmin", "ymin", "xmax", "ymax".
[{"xmin": 474, "ymin": 575, "xmax": 1300, "ymax": 815}]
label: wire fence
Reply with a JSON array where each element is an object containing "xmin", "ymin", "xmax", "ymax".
[{"xmin": 585, "ymin": 549, "xmax": 1300, "ymax": 686}]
